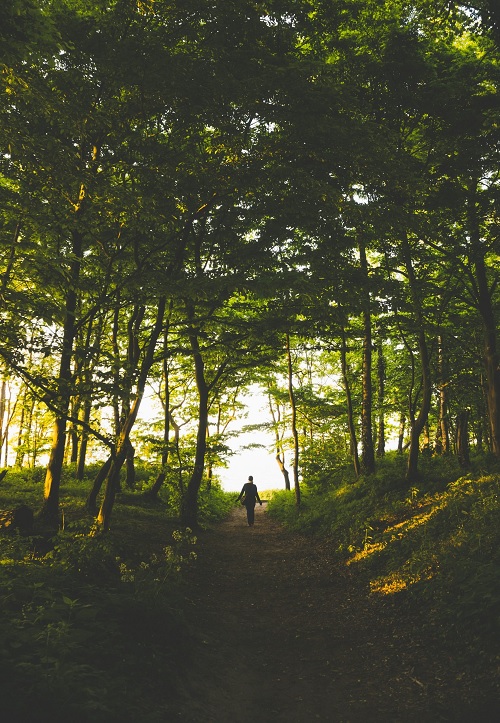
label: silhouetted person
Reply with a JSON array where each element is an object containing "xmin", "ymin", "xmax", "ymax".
[{"xmin": 237, "ymin": 475, "xmax": 262, "ymax": 526}]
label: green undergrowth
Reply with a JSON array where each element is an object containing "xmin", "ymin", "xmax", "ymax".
[
  {"xmin": 0, "ymin": 469, "xmax": 234, "ymax": 722},
  {"xmin": 267, "ymin": 453, "xmax": 500, "ymax": 647}
]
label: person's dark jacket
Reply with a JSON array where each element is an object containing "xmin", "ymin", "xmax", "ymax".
[{"xmin": 238, "ymin": 482, "xmax": 262, "ymax": 507}]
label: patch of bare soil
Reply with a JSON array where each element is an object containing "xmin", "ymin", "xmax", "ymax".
[{"xmin": 168, "ymin": 505, "xmax": 499, "ymax": 722}]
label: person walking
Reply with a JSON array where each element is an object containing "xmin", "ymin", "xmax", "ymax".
[{"xmin": 237, "ymin": 475, "xmax": 262, "ymax": 526}]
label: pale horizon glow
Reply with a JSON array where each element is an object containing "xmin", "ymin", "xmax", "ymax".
[{"xmin": 215, "ymin": 389, "xmax": 288, "ymax": 493}]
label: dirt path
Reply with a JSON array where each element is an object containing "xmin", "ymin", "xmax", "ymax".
[{"xmin": 168, "ymin": 505, "xmax": 485, "ymax": 722}]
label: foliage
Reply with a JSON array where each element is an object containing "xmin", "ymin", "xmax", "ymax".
[
  {"xmin": 0, "ymin": 494, "xmax": 198, "ymax": 721},
  {"xmin": 196, "ymin": 481, "xmax": 236, "ymax": 526},
  {"xmin": 267, "ymin": 452, "xmax": 500, "ymax": 644}
]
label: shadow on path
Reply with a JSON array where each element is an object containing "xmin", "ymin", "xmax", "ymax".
[{"xmin": 169, "ymin": 505, "xmax": 475, "ymax": 722}]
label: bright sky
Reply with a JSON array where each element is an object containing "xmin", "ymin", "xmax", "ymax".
[
  {"xmin": 215, "ymin": 390, "xmax": 287, "ymax": 493},
  {"xmin": 216, "ymin": 428, "xmax": 286, "ymax": 493}
]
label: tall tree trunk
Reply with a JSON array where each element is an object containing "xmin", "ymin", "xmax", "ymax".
[
  {"xmin": 180, "ymin": 314, "xmax": 209, "ymax": 529},
  {"xmin": 468, "ymin": 192, "xmax": 500, "ymax": 457},
  {"xmin": 125, "ymin": 441, "xmax": 136, "ymax": 488},
  {"xmin": 359, "ymin": 237, "xmax": 375, "ymax": 474},
  {"xmin": 147, "ymin": 326, "xmax": 171, "ymax": 499},
  {"xmin": 15, "ymin": 386, "xmax": 27, "ymax": 467},
  {"xmin": 456, "ymin": 410, "xmax": 471, "ymax": 469},
  {"xmin": 435, "ymin": 335, "xmax": 450, "ymax": 455},
  {"xmin": 76, "ymin": 311, "xmax": 98, "ymax": 480},
  {"xmin": 397, "ymin": 412, "xmax": 406, "ymax": 454},
  {"xmin": 401, "ymin": 232, "xmax": 432, "ymax": 485},
  {"xmin": 76, "ymin": 396, "xmax": 92, "ymax": 480},
  {"xmin": 475, "ymin": 254, "xmax": 500, "ymax": 458},
  {"xmin": 40, "ymin": 228, "xmax": 83, "ymax": 525},
  {"xmin": 376, "ymin": 341, "xmax": 386, "ymax": 457},
  {"xmin": 0, "ymin": 379, "xmax": 6, "ymax": 464},
  {"xmin": 2, "ymin": 390, "xmax": 11, "ymax": 467},
  {"xmin": 285, "ymin": 333, "xmax": 300, "ymax": 507},
  {"xmin": 340, "ymin": 328, "xmax": 360, "ymax": 478}
]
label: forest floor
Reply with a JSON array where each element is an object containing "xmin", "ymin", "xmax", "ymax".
[{"xmin": 166, "ymin": 503, "xmax": 499, "ymax": 723}]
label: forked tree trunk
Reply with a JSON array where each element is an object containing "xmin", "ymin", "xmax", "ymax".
[
  {"xmin": 97, "ymin": 297, "xmax": 166, "ymax": 530},
  {"xmin": 267, "ymin": 389, "xmax": 291, "ymax": 491}
]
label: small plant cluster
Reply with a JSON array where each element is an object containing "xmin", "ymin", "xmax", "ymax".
[{"xmin": 0, "ymin": 506, "xmax": 198, "ymax": 721}]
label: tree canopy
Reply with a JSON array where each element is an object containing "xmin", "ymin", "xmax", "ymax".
[{"xmin": 1, "ymin": 0, "xmax": 500, "ymax": 527}]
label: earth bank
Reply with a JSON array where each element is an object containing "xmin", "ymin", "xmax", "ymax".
[{"xmin": 165, "ymin": 504, "xmax": 498, "ymax": 722}]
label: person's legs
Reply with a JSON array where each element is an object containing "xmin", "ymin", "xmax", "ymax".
[{"xmin": 246, "ymin": 503, "xmax": 255, "ymax": 525}]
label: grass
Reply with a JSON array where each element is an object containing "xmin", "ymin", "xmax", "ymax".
[
  {"xmin": 0, "ymin": 468, "xmax": 234, "ymax": 722},
  {"xmin": 267, "ymin": 452, "xmax": 500, "ymax": 648}
]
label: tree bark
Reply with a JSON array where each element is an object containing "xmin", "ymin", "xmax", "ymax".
[
  {"xmin": 86, "ymin": 455, "xmax": 113, "ymax": 512},
  {"xmin": 468, "ymin": 191, "xmax": 500, "ymax": 457},
  {"xmin": 401, "ymin": 232, "xmax": 432, "ymax": 484},
  {"xmin": 435, "ymin": 335, "xmax": 450, "ymax": 455},
  {"xmin": 376, "ymin": 341, "xmax": 386, "ymax": 457},
  {"xmin": 397, "ymin": 412, "xmax": 406, "ymax": 453},
  {"xmin": 40, "ymin": 228, "xmax": 83, "ymax": 525},
  {"xmin": 456, "ymin": 409, "xmax": 471, "ymax": 469},
  {"xmin": 147, "ymin": 325, "xmax": 171, "ymax": 499},
  {"xmin": 180, "ymin": 311, "xmax": 209, "ymax": 529},
  {"xmin": 359, "ymin": 237, "xmax": 375, "ymax": 474},
  {"xmin": 340, "ymin": 328, "xmax": 360, "ymax": 478},
  {"xmin": 285, "ymin": 334, "xmax": 301, "ymax": 506}
]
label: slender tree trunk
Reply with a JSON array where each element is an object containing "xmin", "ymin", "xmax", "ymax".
[
  {"xmin": 180, "ymin": 318, "xmax": 209, "ymax": 529},
  {"xmin": 435, "ymin": 335, "xmax": 450, "ymax": 455},
  {"xmin": 267, "ymin": 389, "xmax": 291, "ymax": 490},
  {"xmin": 76, "ymin": 312, "xmax": 98, "ymax": 480},
  {"xmin": 40, "ymin": 229, "xmax": 83, "ymax": 525},
  {"xmin": 0, "ymin": 221, "xmax": 21, "ymax": 304},
  {"xmin": 376, "ymin": 341, "xmax": 386, "ymax": 457},
  {"xmin": 401, "ymin": 232, "xmax": 432, "ymax": 484},
  {"xmin": 469, "ymin": 195, "xmax": 500, "ymax": 457},
  {"xmin": 86, "ymin": 455, "xmax": 113, "ymax": 512},
  {"xmin": 397, "ymin": 412, "xmax": 406, "ymax": 453},
  {"xmin": 465, "ymin": 191, "xmax": 499, "ymax": 453},
  {"xmin": 285, "ymin": 333, "xmax": 300, "ymax": 506},
  {"xmin": 456, "ymin": 410, "xmax": 471, "ymax": 469},
  {"xmin": 76, "ymin": 397, "xmax": 91, "ymax": 480},
  {"xmin": 125, "ymin": 441, "xmax": 136, "ymax": 488},
  {"xmin": 0, "ymin": 380, "xmax": 6, "ymax": 464},
  {"xmin": 340, "ymin": 328, "xmax": 360, "ymax": 478},
  {"xmin": 1, "ymin": 384, "xmax": 14, "ymax": 467},
  {"xmin": 15, "ymin": 386, "xmax": 28, "ymax": 467},
  {"xmin": 148, "ymin": 327, "xmax": 171, "ymax": 499},
  {"xmin": 69, "ymin": 399, "xmax": 79, "ymax": 464},
  {"xmin": 359, "ymin": 238, "xmax": 375, "ymax": 474}
]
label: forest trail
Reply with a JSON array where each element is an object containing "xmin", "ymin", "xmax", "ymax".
[{"xmin": 168, "ymin": 505, "xmax": 480, "ymax": 723}]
